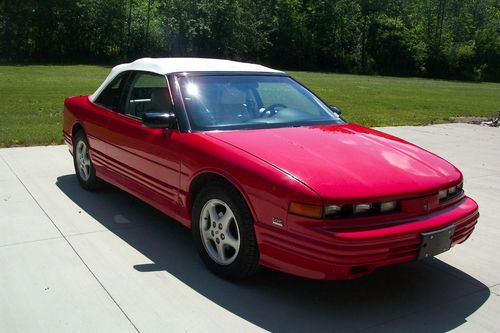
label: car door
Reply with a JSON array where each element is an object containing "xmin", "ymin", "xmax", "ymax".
[{"xmin": 104, "ymin": 71, "xmax": 181, "ymax": 212}]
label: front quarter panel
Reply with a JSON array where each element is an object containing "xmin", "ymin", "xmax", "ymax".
[{"xmin": 175, "ymin": 132, "xmax": 322, "ymax": 230}]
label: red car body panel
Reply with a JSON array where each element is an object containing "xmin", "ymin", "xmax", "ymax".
[
  {"xmin": 63, "ymin": 84, "xmax": 479, "ymax": 280},
  {"xmin": 205, "ymin": 124, "xmax": 462, "ymax": 202}
]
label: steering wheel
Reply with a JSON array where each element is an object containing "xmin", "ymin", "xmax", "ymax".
[{"xmin": 259, "ymin": 103, "xmax": 287, "ymax": 118}]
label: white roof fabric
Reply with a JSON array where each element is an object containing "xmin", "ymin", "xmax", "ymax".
[{"xmin": 89, "ymin": 57, "xmax": 283, "ymax": 102}]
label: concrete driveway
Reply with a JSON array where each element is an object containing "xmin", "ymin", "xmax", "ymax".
[{"xmin": 0, "ymin": 123, "xmax": 499, "ymax": 333}]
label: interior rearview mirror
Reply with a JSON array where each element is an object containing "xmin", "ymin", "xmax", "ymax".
[{"xmin": 142, "ymin": 112, "xmax": 176, "ymax": 129}]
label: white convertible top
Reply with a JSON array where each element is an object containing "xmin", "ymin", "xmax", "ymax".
[{"xmin": 89, "ymin": 57, "xmax": 283, "ymax": 102}]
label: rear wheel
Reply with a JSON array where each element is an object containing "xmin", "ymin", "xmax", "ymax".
[
  {"xmin": 73, "ymin": 130, "xmax": 100, "ymax": 191},
  {"xmin": 192, "ymin": 182, "xmax": 260, "ymax": 280}
]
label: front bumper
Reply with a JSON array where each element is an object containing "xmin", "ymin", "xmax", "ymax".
[{"xmin": 256, "ymin": 196, "xmax": 479, "ymax": 280}]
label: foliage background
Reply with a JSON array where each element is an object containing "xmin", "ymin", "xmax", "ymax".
[{"xmin": 0, "ymin": 0, "xmax": 499, "ymax": 81}]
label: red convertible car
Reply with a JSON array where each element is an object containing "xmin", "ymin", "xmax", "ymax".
[{"xmin": 63, "ymin": 58, "xmax": 479, "ymax": 280}]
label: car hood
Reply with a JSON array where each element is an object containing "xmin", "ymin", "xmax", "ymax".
[{"xmin": 205, "ymin": 124, "xmax": 462, "ymax": 201}]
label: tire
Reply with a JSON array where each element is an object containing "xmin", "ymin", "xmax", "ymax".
[
  {"xmin": 192, "ymin": 182, "xmax": 260, "ymax": 280},
  {"xmin": 73, "ymin": 130, "xmax": 101, "ymax": 191}
]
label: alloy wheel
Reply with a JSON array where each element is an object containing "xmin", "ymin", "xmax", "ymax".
[
  {"xmin": 76, "ymin": 140, "xmax": 91, "ymax": 181},
  {"xmin": 199, "ymin": 199, "xmax": 241, "ymax": 265}
]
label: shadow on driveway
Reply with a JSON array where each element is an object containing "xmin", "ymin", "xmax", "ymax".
[{"xmin": 56, "ymin": 174, "xmax": 489, "ymax": 332}]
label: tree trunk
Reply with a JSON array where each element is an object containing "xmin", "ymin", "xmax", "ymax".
[
  {"xmin": 145, "ymin": 0, "xmax": 154, "ymax": 53},
  {"xmin": 361, "ymin": 14, "xmax": 368, "ymax": 73},
  {"xmin": 127, "ymin": 0, "xmax": 133, "ymax": 59}
]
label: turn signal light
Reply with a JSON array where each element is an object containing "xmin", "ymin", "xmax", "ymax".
[{"xmin": 289, "ymin": 202, "xmax": 323, "ymax": 218}]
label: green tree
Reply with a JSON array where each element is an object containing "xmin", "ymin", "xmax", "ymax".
[{"xmin": 0, "ymin": 0, "xmax": 499, "ymax": 81}]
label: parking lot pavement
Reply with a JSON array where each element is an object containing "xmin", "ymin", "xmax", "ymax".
[{"xmin": 0, "ymin": 123, "xmax": 498, "ymax": 333}]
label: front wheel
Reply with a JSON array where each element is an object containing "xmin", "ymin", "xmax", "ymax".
[
  {"xmin": 192, "ymin": 182, "xmax": 260, "ymax": 280},
  {"xmin": 73, "ymin": 130, "xmax": 100, "ymax": 191}
]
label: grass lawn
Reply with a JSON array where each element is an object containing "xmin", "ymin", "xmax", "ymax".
[
  {"xmin": 0, "ymin": 65, "xmax": 499, "ymax": 147},
  {"xmin": 290, "ymin": 71, "xmax": 500, "ymax": 127},
  {"xmin": 0, "ymin": 65, "xmax": 108, "ymax": 147}
]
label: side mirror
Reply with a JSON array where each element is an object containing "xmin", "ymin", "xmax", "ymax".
[
  {"xmin": 142, "ymin": 112, "xmax": 177, "ymax": 129},
  {"xmin": 329, "ymin": 105, "xmax": 342, "ymax": 115}
]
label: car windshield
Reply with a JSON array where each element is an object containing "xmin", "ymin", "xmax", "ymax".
[{"xmin": 178, "ymin": 75, "xmax": 344, "ymax": 131}]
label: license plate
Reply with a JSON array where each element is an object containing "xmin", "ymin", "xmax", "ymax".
[{"xmin": 417, "ymin": 224, "xmax": 455, "ymax": 260}]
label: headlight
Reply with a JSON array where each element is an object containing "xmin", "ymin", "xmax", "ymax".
[
  {"xmin": 324, "ymin": 204, "xmax": 342, "ymax": 215},
  {"xmin": 289, "ymin": 200, "xmax": 400, "ymax": 219},
  {"xmin": 353, "ymin": 203, "xmax": 372, "ymax": 214},
  {"xmin": 380, "ymin": 201, "xmax": 398, "ymax": 212},
  {"xmin": 439, "ymin": 182, "xmax": 463, "ymax": 202}
]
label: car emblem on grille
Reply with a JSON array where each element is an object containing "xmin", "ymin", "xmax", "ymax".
[{"xmin": 423, "ymin": 201, "xmax": 429, "ymax": 211}]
